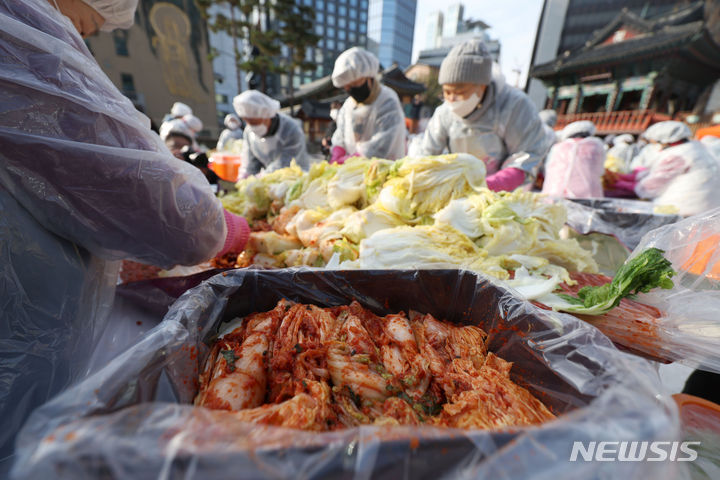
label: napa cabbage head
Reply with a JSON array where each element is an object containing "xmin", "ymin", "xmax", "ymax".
[
  {"xmin": 286, "ymin": 161, "xmax": 338, "ymax": 209},
  {"xmin": 344, "ymin": 223, "xmax": 488, "ymax": 270},
  {"xmin": 327, "ymin": 157, "xmax": 370, "ymax": 209},
  {"xmin": 377, "ymin": 153, "xmax": 487, "ymax": 219},
  {"xmin": 261, "ymin": 161, "xmax": 304, "ymax": 201},
  {"xmin": 340, "ymin": 203, "xmax": 406, "ymax": 244},
  {"xmin": 221, "ymin": 161, "xmax": 304, "ymax": 219},
  {"xmin": 433, "ymin": 196, "xmax": 485, "ymax": 240},
  {"xmin": 525, "ymin": 239, "xmax": 599, "ymax": 274}
]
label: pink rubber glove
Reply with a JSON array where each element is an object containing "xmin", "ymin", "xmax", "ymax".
[
  {"xmin": 611, "ymin": 167, "xmax": 647, "ymax": 192},
  {"xmin": 218, "ymin": 209, "xmax": 250, "ymax": 256},
  {"xmin": 330, "ymin": 146, "xmax": 347, "ymax": 164},
  {"xmin": 613, "ymin": 180, "xmax": 636, "ymax": 192},
  {"xmin": 632, "ymin": 166, "xmax": 648, "ymax": 181},
  {"xmin": 485, "ymin": 167, "xmax": 525, "ymax": 192},
  {"xmin": 617, "ymin": 168, "xmax": 645, "ymax": 183}
]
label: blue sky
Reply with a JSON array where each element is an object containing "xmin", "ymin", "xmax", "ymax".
[{"xmin": 412, "ymin": 0, "xmax": 545, "ymax": 88}]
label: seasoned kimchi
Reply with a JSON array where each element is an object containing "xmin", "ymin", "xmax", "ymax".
[{"xmin": 195, "ymin": 300, "xmax": 555, "ymax": 430}]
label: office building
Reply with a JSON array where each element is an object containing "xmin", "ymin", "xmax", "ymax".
[
  {"xmin": 86, "ymin": 0, "xmax": 219, "ymax": 139},
  {"xmin": 425, "ymin": 11, "xmax": 444, "ymax": 50},
  {"xmin": 409, "ymin": 4, "xmax": 500, "ymax": 82},
  {"xmin": 443, "ymin": 3, "xmax": 463, "ymax": 38},
  {"xmin": 367, "ymin": 0, "xmax": 418, "ymax": 69},
  {"xmin": 207, "ymin": 4, "xmax": 246, "ymax": 125},
  {"xmin": 276, "ymin": 0, "xmax": 369, "ymax": 94}
]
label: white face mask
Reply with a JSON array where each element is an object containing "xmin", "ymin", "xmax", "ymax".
[
  {"xmin": 246, "ymin": 123, "xmax": 268, "ymax": 138},
  {"xmin": 447, "ymin": 92, "xmax": 481, "ymax": 118},
  {"xmin": 330, "ymin": 109, "xmax": 339, "ymax": 121}
]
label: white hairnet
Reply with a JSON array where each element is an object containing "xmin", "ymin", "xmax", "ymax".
[
  {"xmin": 159, "ymin": 118, "xmax": 194, "ymax": 142},
  {"xmin": 560, "ymin": 121, "xmax": 596, "ymax": 141},
  {"xmin": 538, "ymin": 109, "xmax": 557, "ymax": 127},
  {"xmin": 170, "ymin": 102, "xmax": 192, "ymax": 118},
  {"xmin": 182, "ymin": 114, "xmax": 202, "ymax": 133},
  {"xmin": 243, "ymin": 113, "xmax": 309, "ymax": 174},
  {"xmin": 233, "ymin": 90, "xmax": 280, "ymax": 119},
  {"xmin": 332, "ymin": 47, "xmax": 379, "ymax": 88},
  {"xmin": 613, "ymin": 134, "xmax": 634, "ymax": 145},
  {"xmin": 644, "ymin": 121, "xmax": 691, "ymax": 144},
  {"xmin": 224, "ymin": 113, "xmax": 241, "ymax": 130},
  {"xmin": 84, "ymin": 0, "xmax": 139, "ymax": 31}
]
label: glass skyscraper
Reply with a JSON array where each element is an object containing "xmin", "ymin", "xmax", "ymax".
[
  {"xmin": 367, "ymin": 0, "xmax": 417, "ymax": 70},
  {"xmin": 292, "ymin": 0, "xmax": 369, "ymax": 87}
]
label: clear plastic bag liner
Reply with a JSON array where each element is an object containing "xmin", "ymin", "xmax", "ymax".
[
  {"xmin": 562, "ymin": 198, "xmax": 681, "ymax": 250},
  {"xmin": 13, "ymin": 269, "xmax": 684, "ymax": 479},
  {"xmin": 84, "ymin": 270, "xmax": 229, "ymax": 374},
  {"xmin": 617, "ymin": 208, "xmax": 720, "ymax": 372},
  {"xmin": 674, "ymin": 394, "xmax": 720, "ymax": 480}
]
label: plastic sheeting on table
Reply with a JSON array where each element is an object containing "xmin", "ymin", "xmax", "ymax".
[
  {"xmin": 12, "ymin": 269, "xmax": 684, "ymax": 479},
  {"xmin": 562, "ymin": 198, "xmax": 681, "ymax": 250},
  {"xmin": 616, "ymin": 208, "xmax": 720, "ymax": 373},
  {"xmin": 674, "ymin": 394, "xmax": 720, "ymax": 480}
]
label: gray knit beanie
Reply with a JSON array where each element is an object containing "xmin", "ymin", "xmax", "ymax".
[{"xmin": 438, "ymin": 39, "xmax": 492, "ymax": 85}]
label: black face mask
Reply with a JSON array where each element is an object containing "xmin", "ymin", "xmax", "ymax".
[{"xmin": 349, "ymin": 80, "xmax": 371, "ymax": 103}]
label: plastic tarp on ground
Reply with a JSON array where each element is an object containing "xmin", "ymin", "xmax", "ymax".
[
  {"xmin": 12, "ymin": 269, "xmax": 684, "ymax": 479},
  {"xmin": 561, "ymin": 198, "xmax": 681, "ymax": 250}
]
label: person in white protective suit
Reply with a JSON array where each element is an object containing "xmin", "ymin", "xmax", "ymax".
[
  {"xmin": 233, "ymin": 90, "xmax": 309, "ymax": 175},
  {"xmin": 539, "ymin": 109, "xmax": 558, "ymax": 128},
  {"xmin": 541, "ymin": 121, "xmax": 605, "ymax": 198},
  {"xmin": 629, "ymin": 133, "xmax": 663, "ymax": 171},
  {"xmin": 417, "ymin": 39, "xmax": 555, "ymax": 191},
  {"xmin": 216, "ymin": 113, "xmax": 244, "ymax": 151},
  {"xmin": 160, "ymin": 112, "xmax": 203, "ymax": 151},
  {"xmin": 161, "ymin": 101, "xmax": 193, "ymax": 124},
  {"xmin": 700, "ymin": 135, "xmax": 720, "ymax": 162},
  {"xmin": 330, "ymin": 47, "xmax": 406, "ymax": 162},
  {"xmin": 605, "ymin": 133, "xmax": 637, "ymax": 174},
  {"xmin": 610, "ymin": 121, "xmax": 720, "ymax": 216},
  {"xmin": 0, "ymin": 0, "xmax": 251, "ymax": 472}
]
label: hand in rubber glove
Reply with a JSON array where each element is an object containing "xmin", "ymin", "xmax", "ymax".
[
  {"xmin": 485, "ymin": 167, "xmax": 525, "ymax": 192},
  {"xmin": 613, "ymin": 168, "xmax": 647, "ymax": 192},
  {"xmin": 218, "ymin": 209, "xmax": 251, "ymax": 256},
  {"xmin": 330, "ymin": 146, "xmax": 347, "ymax": 164}
]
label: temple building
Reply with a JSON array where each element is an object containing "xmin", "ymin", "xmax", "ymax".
[{"xmin": 530, "ymin": 1, "xmax": 720, "ymax": 133}]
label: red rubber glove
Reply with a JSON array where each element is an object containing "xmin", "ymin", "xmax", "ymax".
[
  {"xmin": 485, "ymin": 167, "xmax": 525, "ymax": 192},
  {"xmin": 330, "ymin": 146, "xmax": 347, "ymax": 164},
  {"xmin": 218, "ymin": 209, "xmax": 250, "ymax": 256}
]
